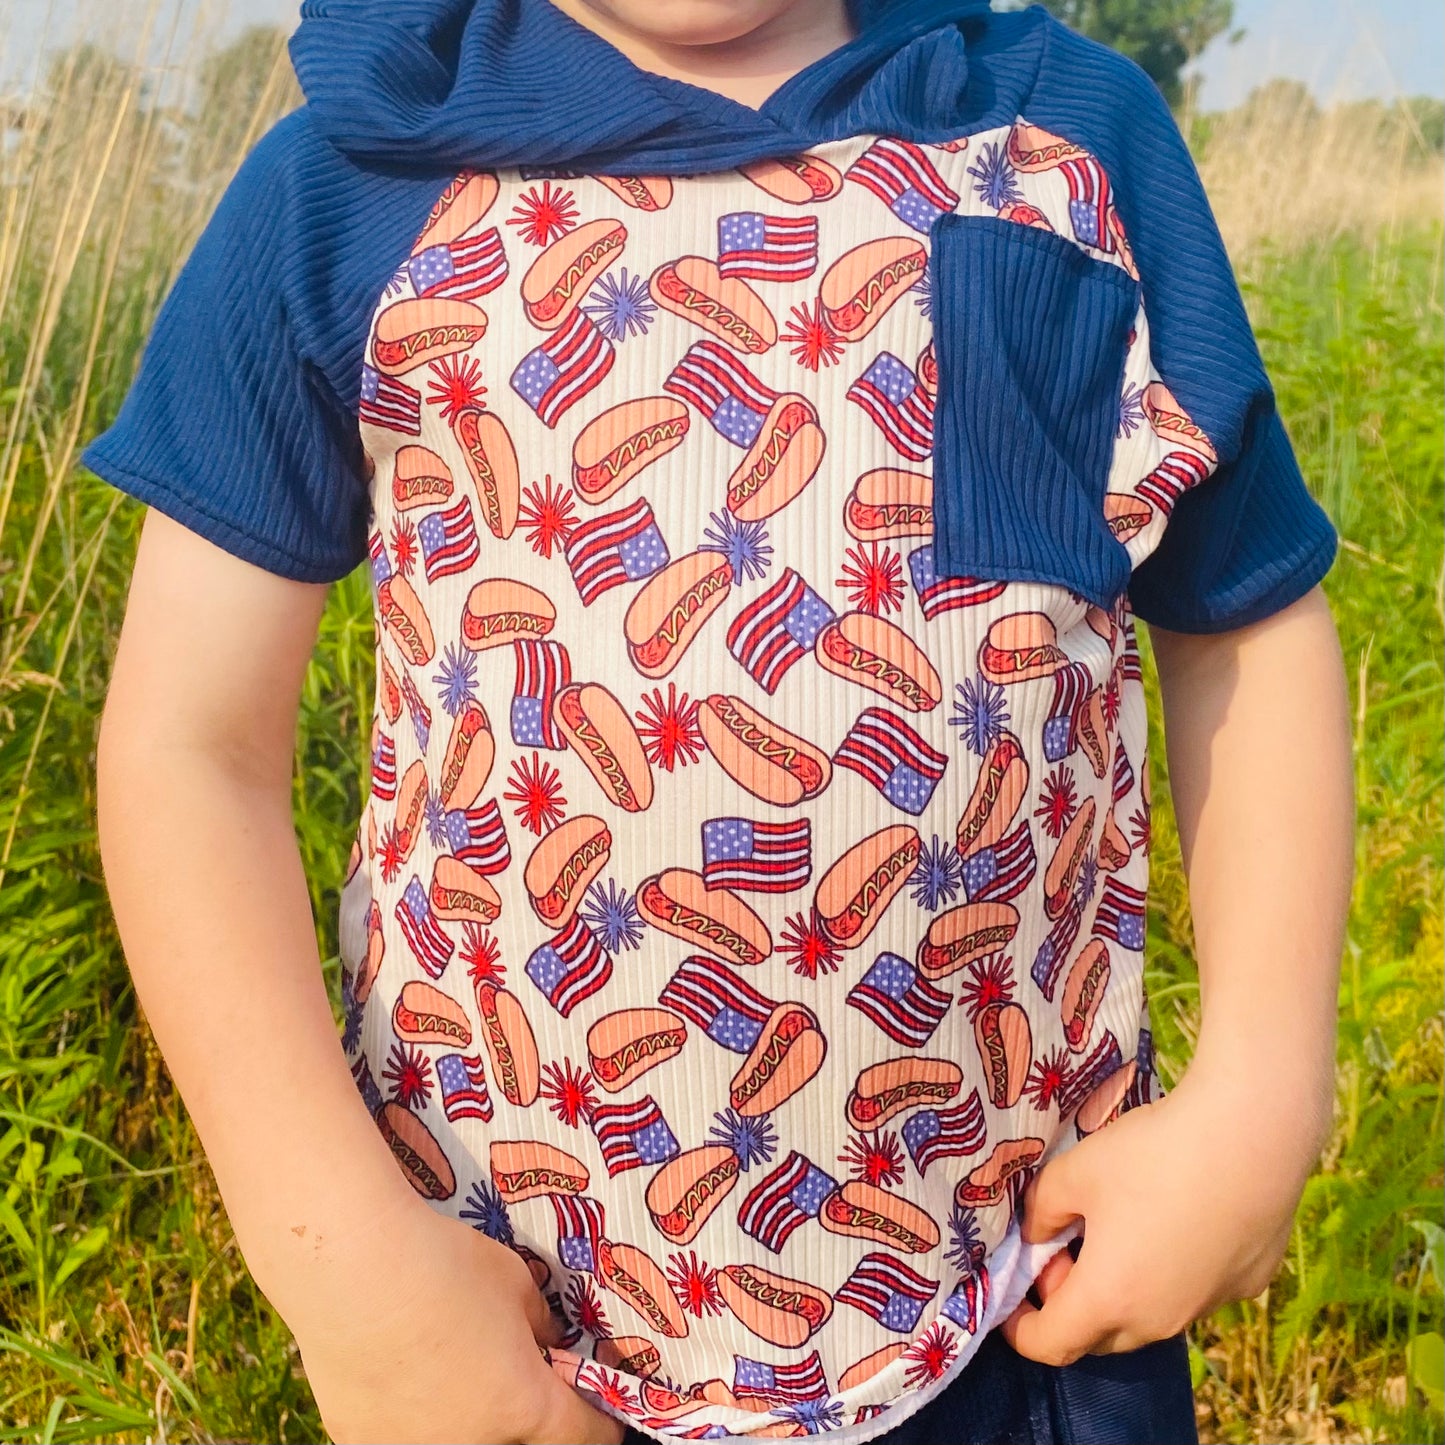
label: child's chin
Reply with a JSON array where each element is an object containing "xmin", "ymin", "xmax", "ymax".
[{"xmin": 580, "ymin": 0, "xmax": 809, "ymax": 49}]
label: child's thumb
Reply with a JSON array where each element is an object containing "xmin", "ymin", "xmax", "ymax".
[{"xmin": 1017, "ymin": 1149, "xmax": 1087, "ymax": 1244}]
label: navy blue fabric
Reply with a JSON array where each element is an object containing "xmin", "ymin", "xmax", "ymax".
[
  {"xmin": 81, "ymin": 0, "xmax": 1338, "ymax": 626},
  {"xmin": 617, "ymin": 1328, "xmax": 1199, "ymax": 1444},
  {"xmin": 930, "ymin": 214, "xmax": 1141, "ymax": 610}
]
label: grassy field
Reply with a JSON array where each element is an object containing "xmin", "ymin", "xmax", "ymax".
[{"xmin": 0, "ymin": 18, "xmax": 1441, "ymax": 1445}]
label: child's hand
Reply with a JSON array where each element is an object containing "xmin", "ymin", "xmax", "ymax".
[
  {"xmin": 999, "ymin": 1058, "xmax": 1327, "ymax": 1366},
  {"xmin": 293, "ymin": 1195, "xmax": 624, "ymax": 1444}
]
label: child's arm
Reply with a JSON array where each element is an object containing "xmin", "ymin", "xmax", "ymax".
[
  {"xmin": 96, "ymin": 511, "xmax": 622, "ymax": 1445},
  {"xmin": 999, "ymin": 582, "xmax": 1354, "ymax": 1364}
]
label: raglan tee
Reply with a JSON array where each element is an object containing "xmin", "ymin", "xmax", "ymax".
[{"xmin": 81, "ymin": 3, "xmax": 1339, "ymax": 1440}]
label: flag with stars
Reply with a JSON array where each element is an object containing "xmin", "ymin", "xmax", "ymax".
[
  {"xmin": 1031, "ymin": 887, "xmax": 1086, "ymax": 1000},
  {"xmin": 658, "ymin": 956, "xmax": 775, "ymax": 1054},
  {"xmin": 732, "ymin": 1353, "xmax": 829, "ymax": 1408},
  {"xmin": 664, "ymin": 340, "xmax": 778, "ymax": 448},
  {"xmin": 941, "ymin": 1267, "xmax": 991, "ymax": 1335},
  {"xmin": 847, "ymin": 351, "xmax": 934, "ymax": 461},
  {"xmin": 510, "ymin": 309, "xmax": 614, "ymax": 428},
  {"xmin": 512, "ymin": 639, "xmax": 572, "ymax": 748},
  {"xmin": 1093, "ymin": 877, "xmax": 1146, "ymax": 952},
  {"xmin": 351, "ymin": 1055, "xmax": 383, "ymax": 1116},
  {"xmin": 359, "ymin": 364, "xmax": 421, "ymax": 435},
  {"xmin": 407, "ymin": 228, "xmax": 509, "ymax": 301},
  {"xmin": 846, "ymin": 138, "xmax": 960, "ymax": 232},
  {"xmin": 835, "ymin": 1253, "xmax": 939, "ymax": 1333},
  {"xmin": 701, "ymin": 817, "xmax": 811, "ymax": 893},
  {"xmin": 907, "ymin": 544, "xmax": 1008, "ymax": 619},
  {"xmin": 1057, "ymin": 1030, "xmax": 1125, "ymax": 1116},
  {"xmin": 525, "ymin": 914, "xmax": 612, "ymax": 1017},
  {"xmin": 395, "ymin": 873, "xmax": 454, "ymax": 978},
  {"xmin": 436, "ymin": 1052, "xmax": 493, "ymax": 1123},
  {"xmin": 419, "ymin": 496, "xmax": 480, "ymax": 581},
  {"xmin": 1043, "ymin": 661, "xmax": 1092, "ymax": 762},
  {"xmin": 726, "ymin": 567, "xmax": 835, "ymax": 694},
  {"xmin": 442, "ymin": 798, "xmax": 510, "ymax": 874},
  {"xmin": 717, "ymin": 212, "xmax": 819, "ymax": 282},
  {"xmin": 961, "ymin": 818, "xmax": 1037, "ymax": 903},
  {"xmin": 370, "ymin": 730, "xmax": 397, "ymax": 801},
  {"xmin": 738, "ymin": 1150, "xmax": 838, "ymax": 1254},
  {"xmin": 590, "ymin": 1095, "xmax": 680, "ymax": 1177},
  {"xmin": 400, "ymin": 671, "xmax": 432, "ymax": 751},
  {"xmin": 368, "ymin": 528, "xmax": 393, "ymax": 586},
  {"xmin": 564, "ymin": 497, "xmax": 670, "ymax": 605},
  {"xmin": 553, "ymin": 1194, "xmax": 607, "ymax": 1272},
  {"xmin": 833, "ymin": 706, "xmax": 948, "ymax": 816},
  {"xmin": 846, "ymin": 951, "xmax": 950, "ymax": 1048},
  {"xmin": 1059, "ymin": 155, "xmax": 1114, "ymax": 251},
  {"xmin": 901, "ymin": 1090, "xmax": 987, "ymax": 1175}
]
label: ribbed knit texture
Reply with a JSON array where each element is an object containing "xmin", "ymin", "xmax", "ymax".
[{"xmin": 930, "ymin": 214, "xmax": 1140, "ymax": 610}]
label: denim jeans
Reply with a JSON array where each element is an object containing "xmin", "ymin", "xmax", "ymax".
[{"xmin": 620, "ymin": 1328, "xmax": 1199, "ymax": 1445}]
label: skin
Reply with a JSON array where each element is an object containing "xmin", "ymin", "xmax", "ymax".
[{"xmin": 93, "ymin": 1, "xmax": 1354, "ymax": 1439}]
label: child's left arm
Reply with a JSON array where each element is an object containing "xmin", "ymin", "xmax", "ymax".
[{"xmin": 1000, "ymin": 581, "xmax": 1355, "ymax": 1364}]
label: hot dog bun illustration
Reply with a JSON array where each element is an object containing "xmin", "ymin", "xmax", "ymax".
[
  {"xmin": 637, "ymin": 868, "xmax": 771, "ymax": 966},
  {"xmin": 553, "ymin": 682, "xmax": 654, "ymax": 812},
  {"xmin": 650, "ymin": 256, "xmax": 778, "ymax": 355},
  {"xmin": 718, "ymin": 1264, "xmax": 833, "ymax": 1348},
  {"xmin": 572, "ymin": 397, "xmax": 689, "ymax": 503},
  {"xmin": 489, "ymin": 1139, "xmax": 589, "ymax": 1203},
  {"xmin": 816, "ymin": 612, "xmax": 941, "ymax": 712},
  {"xmin": 454, "ymin": 406, "xmax": 520, "ymax": 539},
  {"xmin": 373, "ymin": 298, "xmax": 486, "ymax": 375},
  {"xmin": 698, "ymin": 694, "xmax": 831, "ymax": 806},
  {"xmin": 625, "ymin": 551, "xmax": 733, "ymax": 679},
  {"xmin": 645, "ymin": 1145, "xmax": 740, "ymax": 1245},
  {"xmin": 815, "ymin": 825, "xmax": 922, "ymax": 949},
  {"xmin": 819, "ymin": 237, "xmax": 926, "ymax": 342},
  {"xmin": 521, "ymin": 217, "xmax": 626, "ymax": 330},
  {"xmin": 524, "ymin": 815, "xmax": 612, "ymax": 928}
]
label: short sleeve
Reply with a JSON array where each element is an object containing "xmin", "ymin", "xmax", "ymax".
[
  {"xmin": 1025, "ymin": 24, "xmax": 1341, "ymax": 633},
  {"xmin": 80, "ymin": 111, "xmax": 372, "ymax": 584}
]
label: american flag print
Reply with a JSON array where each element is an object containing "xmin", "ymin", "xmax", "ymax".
[
  {"xmin": 590, "ymin": 1095, "xmax": 680, "ymax": 1176},
  {"xmin": 846, "ymin": 952, "xmax": 951, "ymax": 1047},
  {"xmin": 359, "ymin": 363, "xmax": 421, "ymax": 434},
  {"xmin": 1135, "ymin": 449, "xmax": 1211, "ymax": 513},
  {"xmin": 1042, "ymin": 661, "xmax": 1093, "ymax": 762},
  {"xmin": 511, "ymin": 309, "xmax": 614, "ymax": 427},
  {"xmin": 368, "ymin": 528, "xmax": 393, "ymax": 586},
  {"xmin": 1030, "ymin": 887, "xmax": 1086, "ymax": 1000},
  {"xmin": 941, "ymin": 1268, "xmax": 990, "ymax": 1335},
  {"xmin": 726, "ymin": 568, "xmax": 835, "ymax": 693},
  {"xmin": 441, "ymin": 798, "xmax": 510, "ymax": 874},
  {"xmin": 1094, "ymin": 877, "xmax": 1147, "ymax": 951},
  {"xmin": 553, "ymin": 1194, "xmax": 607, "ymax": 1272},
  {"xmin": 738, "ymin": 1150, "xmax": 838, "ymax": 1253},
  {"xmin": 370, "ymin": 730, "xmax": 397, "ymax": 800},
  {"xmin": 907, "ymin": 544, "xmax": 1009, "ymax": 617},
  {"xmin": 701, "ymin": 817, "xmax": 811, "ymax": 892},
  {"xmin": 525, "ymin": 914, "xmax": 612, "ymax": 1017},
  {"xmin": 436, "ymin": 1052, "xmax": 494, "ymax": 1122},
  {"xmin": 664, "ymin": 340, "xmax": 777, "ymax": 448},
  {"xmin": 1060, "ymin": 155, "xmax": 1114, "ymax": 251},
  {"xmin": 564, "ymin": 497, "xmax": 670, "ymax": 605},
  {"xmin": 847, "ymin": 351, "xmax": 934, "ymax": 460},
  {"xmin": 1112, "ymin": 744, "xmax": 1135, "ymax": 805},
  {"xmin": 834, "ymin": 706, "xmax": 948, "ymax": 815},
  {"xmin": 836, "ymin": 1253, "xmax": 939, "ymax": 1332},
  {"xmin": 419, "ymin": 496, "xmax": 481, "ymax": 581},
  {"xmin": 400, "ymin": 671, "xmax": 432, "ymax": 751},
  {"xmin": 408, "ymin": 229, "xmax": 509, "ymax": 300},
  {"xmin": 901, "ymin": 1091, "xmax": 988, "ymax": 1174},
  {"xmin": 716, "ymin": 212, "xmax": 820, "ymax": 282},
  {"xmin": 1058, "ymin": 1030, "xmax": 1125, "ymax": 1116},
  {"xmin": 960, "ymin": 819, "xmax": 1037, "ymax": 903},
  {"xmin": 732, "ymin": 1353, "xmax": 829, "ymax": 1407},
  {"xmin": 351, "ymin": 1055, "xmax": 383, "ymax": 1117},
  {"xmin": 658, "ymin": 956, "xmax": 774, "ymax": 1053},
  {"xmin": 395, "ymin": 873, "xmax": 454, "ymax": 978},
  {"xmin": 846, "ymin": 138, "xmax": 960, "ymax": 232},
  {"xmin": 512, "ymin": 638, "xmax": 572, "ymax": 748}
]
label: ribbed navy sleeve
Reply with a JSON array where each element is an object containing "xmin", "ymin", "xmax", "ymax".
[
  {"xmin": 80, "ymin": 109, "xmax": 446, "ymax": 584},
  {"xmin": 1024, "ymin": 20, "xmax": 1339, "ymax": 633}
]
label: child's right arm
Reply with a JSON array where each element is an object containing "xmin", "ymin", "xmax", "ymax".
[{"xmin": 95, "ymin": 509, "xmax": 623, "ymax": 1445}]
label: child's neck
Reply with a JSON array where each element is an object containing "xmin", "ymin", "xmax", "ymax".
[{"xmin": 545, "ymin": 0, "xmax": 857, "ymax": 111}]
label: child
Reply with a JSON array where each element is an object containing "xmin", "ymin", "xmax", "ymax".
[{"xmin": 86, "ymin": 1, "xmax": 1355, "ymax": 1441}]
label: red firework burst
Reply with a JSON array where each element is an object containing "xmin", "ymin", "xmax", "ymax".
[
  {"xmin": 539, "ymin": 1059, "xmax": 597, "ymax": 1127},
  {"xmin": 1129, "ymin": 803, "xmax": 1151, "ymax": 855},
  {"xmin": 666, "ymin": 1251, "xmax": 724, "ymax": 1317},
  {"xmin": 576, "ymin": 1363, "xmax": 638, "ymax": 1416},
  {"xmin": 958, "ymin": 953, "xmax": 1015, "ymax": 1019},
  {"xmin": 1033, "ymin": 766, "xmax": 1078, "ymax": 839},
  {"xmin": 781, "ymin": 297, "xmax": 844, "ymax": 371},
  {"xmin": 1023, "ymin": 1045, "xmax": 1073, "ymax": 1111},
  {"xmin": 382, "ymin": 1041, "xmax": 433, "ymax": 1110},
  {"xmin": 377, "ymin": 819, "xmax": 405, "ymax": 883},
  {"xmin": 634, "ymin": 684, "xmax": 704, "ymax": 770},
  {"xmin": 463, "ymin": 924, "xmax": 505, "ymax": 990},
  {"xmin": 1102, "ymin": 669, "xmax": 1122, "ymax": 732},
  {"xmin": 507, "ymin": 181, "xmax": 579, "ymax": 247},
  {"xmin": 389, "ymin": 515, "xmax": 418, "ymax": 577},
  {"xmin": 565, "ymin": 1276, "xmax": 611, "ymax": 1338},
  {"xmin": 426, "ymin": 354, "xmax": 486, "ymax": 424},
  {"xmin": 778, "ymin": 909, "xmax": 841, "ymax": 979},
  {"xmin": 903, "ymin": 1322, "xmax": 958, "ymax": 1386},
  {"xmin": 837, "ymin": 1130, "xmax": 905, "ymax": 1188},
  {"xmin": 518, "ymin": 475, "xmax": 579, "ymax": 558},
  {"xmin": 504, "ymin": 751, "xmax": 567, "ymax": 834},
  {"xmin": 837, "ymin": 542, "xmax": 904, "ymax": 614}
]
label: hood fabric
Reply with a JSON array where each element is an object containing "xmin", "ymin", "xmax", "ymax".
[{"xmin": 290, "ymin": 0, "xmax": 995, "ymax": 174}]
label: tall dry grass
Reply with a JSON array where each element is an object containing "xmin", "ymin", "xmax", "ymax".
[{"xmin": 0, "ymin": 5, "xmax": 1441, "ymax": 1443}]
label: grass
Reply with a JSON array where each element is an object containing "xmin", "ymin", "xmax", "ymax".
[{"xmin": 0, "ymin": 14, "xmax": 1442, "ymax": 1445}]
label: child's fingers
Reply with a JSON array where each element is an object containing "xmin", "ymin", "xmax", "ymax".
[
  {"xmin": 1017, "ymin": 1146, "xmax": 1089, "ymax": 1244},
  {"xmin": 520, "ymin": 1282, "xmax": 562, "ymax": 1348},
  {"xmin": 1030, "ymin": 1241, "xmax": 1076, "ymax": 1305},
  {"xmin": 998, "ymin": 1251, "xmax": 1114, "ymax": 1367},
  {"xmin": 523, "ymin": 1358, "xmax": 625, "ymax": 1445}
]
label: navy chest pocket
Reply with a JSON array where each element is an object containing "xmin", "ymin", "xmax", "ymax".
[{"xmin": 928, "ymin": 214, "xmax": 1140, "ymax": 611}]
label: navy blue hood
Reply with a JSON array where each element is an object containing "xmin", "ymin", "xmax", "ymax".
[{"xmin": 290, "ymin": 0, "xmax": 995, "ymax": 174}]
